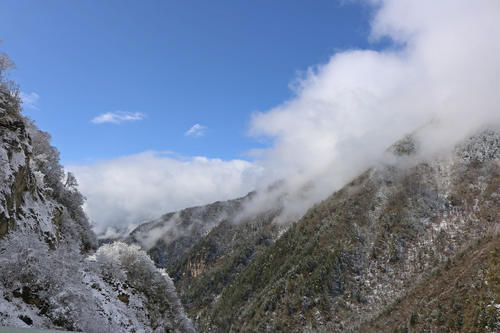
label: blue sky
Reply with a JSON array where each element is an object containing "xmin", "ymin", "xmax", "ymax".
[{"xmin": 0, "ymin": 0, "xmax": 376, "ymax": 165}]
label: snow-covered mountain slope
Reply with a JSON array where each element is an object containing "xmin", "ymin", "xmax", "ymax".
[{"xmin": 0, "ymin": 86, "xmax": 195, "ymax": 332}]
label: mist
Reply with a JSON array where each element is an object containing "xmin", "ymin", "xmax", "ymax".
[
  {"xmin": 239, "ymin": 0, "xmax": 500, "ymax": 223},
  {"xmin": 70, "ymin": 0, "xmax": 500, "ymax": 233},
  {"xmin": 68, "ymin": 152, "xmax": 261, "ymax": 234}
]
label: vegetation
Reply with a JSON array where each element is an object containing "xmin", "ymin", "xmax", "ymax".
[
  {"xmin": 167, "ymin": 212, "xmax": 282, "ymax": 319},
  {"xmin": 360, "ymin": 235, "xmax": 500, "ymax": 333},
  {"xmin": 159, "ymin": 133, "xmax": 500, "ymax": 332}
]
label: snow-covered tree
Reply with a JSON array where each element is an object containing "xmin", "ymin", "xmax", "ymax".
[{"xmin": 0, "ymin": 47, "xmax": 17, "ymax": 94}]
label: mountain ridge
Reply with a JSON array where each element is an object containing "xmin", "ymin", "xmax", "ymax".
[{"xmin": 126, "ymin": 127, "xmax": 500, "ymax": 332}]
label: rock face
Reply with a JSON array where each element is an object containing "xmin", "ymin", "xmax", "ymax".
[
  {"xmin": 0, "ymin": 87, "xmax": 194, "ymax": 333},
  {"xmin": 133, "ymin": 128, "xmax": 499, "ymax": 332},
  {"xmin": 0, "ymin": 92, "xmax": 50, "ymax": 240}
]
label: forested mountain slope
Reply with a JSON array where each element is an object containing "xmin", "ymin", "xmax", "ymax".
[
  {"xmin": 132, "ymin": 127, "xmax": 500, "ymax": 332},
  {"xmin": 126, "ymin": 192, "xmax": 257, "ymax": 268},
  {"xmin": 197, "ymin": 129, "xmax": 499, "ymax": 332},
  {"xmin": 360, "ymin": 233, "xmax": 499, "ymax": 332},
  {"xmin": 0, "ymin": 65, "xmax": 194, "ymax": 332},
  {"xmin": 125, "ymin": 190, "xmax": 286, "ymax": 325},
  {"xmin": 166, "ymin": 207, "xmax": 284, "ymax": 321}
]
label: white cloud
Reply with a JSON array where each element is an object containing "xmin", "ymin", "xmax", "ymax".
[
  {"xmin": 20, "ymin": 91, "xmax": 39, "ymax": 110},
  {"xmin": 92, "ymin": 111, "xmax": 146, "ymax": 124},
  {"xmin": 68, "ymin": 152, "xmax": 261, "ymax": 234},
  {"xmin": 185, "ymin": 123, "xmax": 207, "ymax": 137},
  {"xmin": 240, "ymin": 0, "xmax": 500, "ymax": 223}
]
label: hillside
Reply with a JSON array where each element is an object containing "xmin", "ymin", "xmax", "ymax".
[
  {"xmin": 0, "ymin": 74, "xmax": 194, "ymax": 332},
  {"xmin": 360, "ymin": 234, "xmax": 500, "ymax": 332},
  {"xmin": 126, "ymin": 192, "xmax": 256, "ymax": 268},
  {"xmin": 199, "ymin": 129, "xmax": 499, "ymax": 332},
  {"xmin": 167, "ymin": 207, "xmax": 284, "ymax": 320},
  {"xmin": 130, "ymin": 128, "xmax": 500, "ymax": 332},
  {"xmin": 125, "ymin": 189, "xmax": 287, "ymax": 322}
]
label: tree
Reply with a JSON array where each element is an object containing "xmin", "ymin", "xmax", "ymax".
[{"xmin": 0, "ymin": 42, "xmax": 18, "ymax": 94}]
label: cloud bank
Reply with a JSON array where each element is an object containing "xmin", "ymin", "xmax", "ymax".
[
  {"xmin": 92, "ymin": 111, "xmax": 146, "ymax": 124},
  {"xmin": 67, "ymin": 152, "xmax": 261, "ymax": 234},
  {"xmin": 240, "ymin": 0, "xmax": 500, "ymax": 223},
  {"xmin": 71, "ymin": 0, "xmax": 500, "ymax": 233}
]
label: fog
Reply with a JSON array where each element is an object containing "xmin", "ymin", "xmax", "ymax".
[
  {"xmin": 69, "ymin": 152, "xmax": 261, "ymax": 234},
  {"xmin": 239, "ymin": 0, "xmax": 500, "ymax": 223}
]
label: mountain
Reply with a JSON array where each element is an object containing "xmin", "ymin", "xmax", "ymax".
[
  {"xmin": 130, "ymin": 128, "xmax": 499, "ymax": 332},
  {"xmin": 0, "ymin": 82, "xmax": 194, "ymax": 332},
  {"xmin": 125, "ymin": 189, "xmax": 287, "ymax": 321},
  {"xmin": 125, "ymin": 192, "xmax": 256, "ymax": 268}
]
